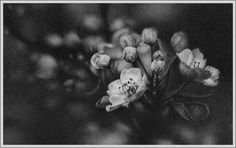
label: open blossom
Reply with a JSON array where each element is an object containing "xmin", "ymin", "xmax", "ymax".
[
  {"xmin": 177, "ymin": 48, "xmax": 220, "ymax": 86},
  {"xmin": 98, "ymin": 68, "xmax": 147, "ymax": 112},
  {"xmin": 90, "ymin": 53, "xmax": 111, "ymax": 69},
  {"xmin": 123, "ymin": 47, "xmax": 137, "ymax": 63}
]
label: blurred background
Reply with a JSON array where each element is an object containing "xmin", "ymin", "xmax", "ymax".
[{"xmin": 3, "ymin": 3, "xmax": 233, "ymax": 144}]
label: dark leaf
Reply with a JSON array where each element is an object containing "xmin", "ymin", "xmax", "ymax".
[
  {"xmin": 171, "ymin": 101, "xmax": 210, "ymax": 122},
  {"xmin": 96, "ymin": 96, "xmax": 111, "ymax": 108}
]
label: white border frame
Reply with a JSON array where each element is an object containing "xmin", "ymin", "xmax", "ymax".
[{"xmin": 0, "ymin": 1, "xmax": 235, "ymax": 148}]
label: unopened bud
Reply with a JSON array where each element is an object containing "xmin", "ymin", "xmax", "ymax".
[
  {"xmin": 123, "ymin": 47, "xmax": 137, "ymax": 63},
  {"xmin": 112, "ymin": 28, "xmax": 131, "ymax": 45},
  {"xmin": 120, "ymin": 34, "xmax": 135, "ymax": 49},
  {"xmin": 171, "ymin": 31, "xmax": 188, "ymax": 53},
  {"xmin": 151, "ymin": 59, "xmax": 165, "ymax": 73},
  {"xmin": 96, "ymin": 42, "xmax": 114, "ymax": 53},
  {"xmin": 142, "ymin": 28, "xmax": 158, "ymax": 44},
  {"xmin": 90, "ymin": 53, "xmax": 111, "ymax": 69},
  {"xmin": 153, "ymin": 50, "xmax": 164, "ymax": 60},
  {"xmin": 137, "ymin": 42, "xmax": 152, "ymax": 76}
]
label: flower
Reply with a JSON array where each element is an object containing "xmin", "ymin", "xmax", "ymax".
[
  {"xmin": 101, "ymin": 68, "xmax": 147, "ymax": 112},
  {"xmin": 177, "ymin": 48, "xmax": 220, "ymax": 86},
  {"xmin": 119, "ymin": 34, "xmax": 136, "ymax": 49},
  {"xmin": 123, "ymin": 47, "xmax": 137, "ymax": 63},
  {"xmin": 151, "ymin": 60, "xmax": 165, "ymax": 73},
  {"xmin": 91, "ymin": 53, "xmax": 111, "ymax": 69},
  {"xmin": 142, "ymin": 28, "xmax": 158, "ymax": 44},
  {"xmin": 171, "ymin": 31, "xmax": 188, "ymax": 53}
]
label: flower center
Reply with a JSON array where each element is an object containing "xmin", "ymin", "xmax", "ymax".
[
  {"xmin": 119, "ymin": 78, "xmax": 139, "ymax": 97},
  {"xmin": 193, "ymin": 61, "xmax": 201, "ymax": 68}
]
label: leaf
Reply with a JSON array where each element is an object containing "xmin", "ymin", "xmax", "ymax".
[
  {"xmin": 171, "ymin": 101, "xmax": 210, "ymax": 122},
  {"xmin": 96, "ymin": 96, "xmax": 111, "ymax": 108}
]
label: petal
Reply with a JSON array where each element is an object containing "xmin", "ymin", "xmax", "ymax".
[
  {"xmin": 106, "ymin": 94, "xmax": 129, "ymax": 112},
  {"xmin": 108, "ymin": 94, "xmax": 128, "ymax": 106},
  {"xmin": 107, "ymin": 79, "xmax": 123, "ymax": 95},
  {"xmin": 195, "ymin": 68, "xmax": 211, "ymax": 81},
  {"xmin": 177, "ymin": 48, "xmax": 193, "ymax": 66},
  {"xmin": 90, "ymin": 53, "xmax": 100, "ymax": 69},
  {"xmin": 202, "ymin": 78, "xmax": 219, "ymax": 87},
  {"xmin": 179, "ymin": 62, "xmax": 198, "ymax": 80},
  {"xmin": 205, "ymin": 66, "xmax": 220, "ymax": 80},
  {"xmin": 129, "ymin": 88, "xmax": 147, "ymax": 102},
  {"xmin": 120, "ymin": 68, "xmax": 142, "ymax": 84},
  {"xmin": 191, "ymin": 48, "xmax": 207, "ymax": 69},
  {"xmin": 137, "ymin": 74, "xmax": 147, "ymax": 92}
]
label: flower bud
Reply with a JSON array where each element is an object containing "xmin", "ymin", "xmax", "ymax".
[
  {"xmin": 123, "ymin": 47, "xmax": 137, "ymax": 63},
  {"xmin": 96, "ymin": 42, "xmax": 114, "ymax": 53},
  {"xmin": 171, "ymin": 31, "xmax": 188, "ymax": 53},
  {"xmin": 142, "ymin": 28, "xmax": 158, "ymax": 44},
  {"xmin": 112, "ymin": 28, "xmax": 131, "ymax": 45},
  {"xmin": 120, "ymin": 34, "xmax": 135, "ymax": 49},
  {"xmin": 90, "ymin": 53, "xmax": 111, "ymax": 69},
  {"xmin": 111, "ymin": 59, "xmax": 133, "ymax": 73},
  {"xmin": 151, "ymin": 59, "xmax": 165, "ymax": 74},
  {"xmin": 153, "ymin": 50, "xmax": 164, "ymax": 60},
  {"xmin": 137, "ymin": 42, "xmax": 152, "ymax": 76}
]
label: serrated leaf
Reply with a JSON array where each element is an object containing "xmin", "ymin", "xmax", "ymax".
[{"xmin": 171, "ymin": 101, "xmax": 210, "ymax": 122}]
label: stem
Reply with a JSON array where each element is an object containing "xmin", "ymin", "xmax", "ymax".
[
  {"xmin": 152, "ymin": 72, "xmax": 158, "ymax": 88},
  {"xmin": 84, "ymin": 78, "xmax": 102, "ymax": 96},
  {"xmin": 156, "ymin": 55, "xmax": 177, "ymax": 88},
  {"xmin": 109, "ymin": 64, "xmax": 119, "ymax": 79},
  {"xmin": 136, "ymin": 58, "xmax": 152, "ymax": 82},
  {"xmin": 127, "ymin": 103, "xmax": 141, "ymax": 130},
  {"xmin": 142, "ymin": 93, "xmax": 154, "ymax": 106}
]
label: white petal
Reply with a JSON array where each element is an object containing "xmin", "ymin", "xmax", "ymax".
[
  {"xmin": 90, "ymin": 53, "xmax": 100, "ymax": 69},
  {"xmin": 107, "ymin": 79, "xmax": 123, "ymax": 95},
  {"xmin": 137, "ymin": 74, "xmax": 147, "ymax": 92},
  {"xmin": 177, "ymin": 48, "xmax": 193, "ymax": 66},
  {"xmin": 205, "ymin": 66, "xmax": 220, "ymax": 80},
  {"xmin": 129, "ymin": 88, "xmax": 147, "ymax": 102},
  {"xmin": 202, "ymin": 78, "xmax": 218, "ymax": 87},
  {"xmin": 191, "ymin": 48, "xmax": 207, "ymax": 69},
  {"xmin": 108, "ymin": 94, "xmax": 128, "ymax": 106},
  {"xmin": 106, "ymin": 104, "xmax": 123, "ymax": 112},
  {"xmin": 120, "ymin": 68, "xmax": 142, "ymax": 84}
]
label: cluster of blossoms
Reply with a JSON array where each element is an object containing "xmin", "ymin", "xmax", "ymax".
[{"xmin": 90, "ymin": 26, "xmax": 220, "ymax": 113}]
